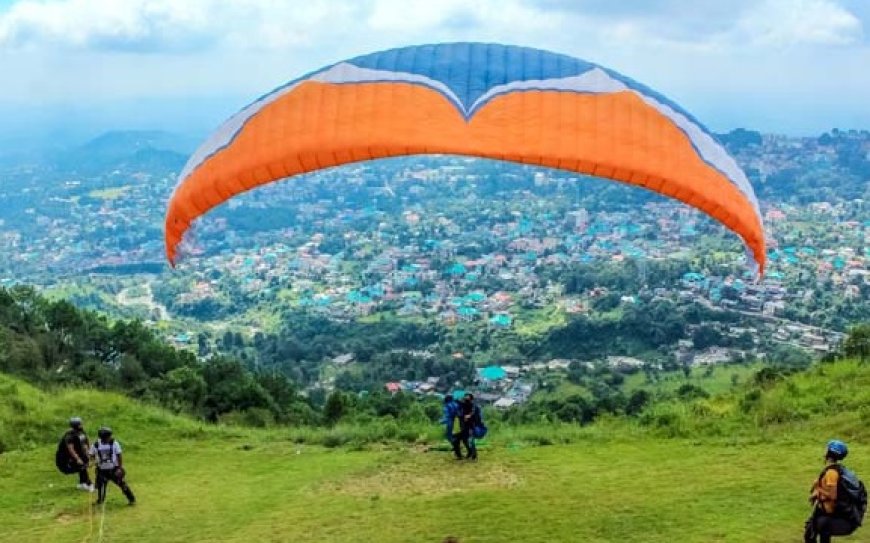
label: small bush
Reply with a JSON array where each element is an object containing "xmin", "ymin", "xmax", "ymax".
[
  {"xmin": 9, "ymin": 397, "xmax": 28, "ymax": 414},
  {"xmin": 676, "ymin": 384, "xmax": 709, "ymax": 401},
  {"xmin": 740, "ymin": 389, "xmax": 762, "ymax": 413},
  {"xmin": 639, "ymin": 403, "xmax": 689, "ymax": 438},
  {"xmin": 757, "ymin": 403, "xmax": 809, "ymax": 425},
  {"xmin": 322, "ymin": 432, "xmax": 350, "ymax": 448},
  {"xmin": 221, "ymin": 408, "xmax": 274, "ymax": 428},
  {"xmin": 176, "ymin": 427, "xmax": 210, "ymax": 440}
]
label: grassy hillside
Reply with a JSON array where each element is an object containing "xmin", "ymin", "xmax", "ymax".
[{"xmin": 1, "ymin": 362, "xmax": 870, "ymax": 542}]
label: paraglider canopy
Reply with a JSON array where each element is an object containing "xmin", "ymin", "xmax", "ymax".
[{"xmin": 166, "ymin": 42, "xmax": 765, "ymax": 274}]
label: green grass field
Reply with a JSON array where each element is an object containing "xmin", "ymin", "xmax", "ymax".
[
  {"xmin": 622, "ymin": 362, "xmax": 764, "ymax": 395},
  {"xmin": 2, "ymin": 363, "xmax": 870, "ymax": 542}
]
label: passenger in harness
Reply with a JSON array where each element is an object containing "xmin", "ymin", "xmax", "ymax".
[
  {"xmin": 89, "ymin": 427, "xmax": 136, "ymax": 506},
  {"xmin": 441, "ymin": 394, "xmax": 462, "ymax": 460},
  {"xmin": 56, "ymin": 416, "xmax": 94, "ymax": 492}
]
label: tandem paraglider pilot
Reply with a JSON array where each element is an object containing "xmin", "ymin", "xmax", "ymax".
[
  {"xmin": 805, "ymin": 439, "xmax": 866, "ymax": 543},
  {"xmin": 91, "ymin": 427, "xmax": 136, "ymax": 506}
]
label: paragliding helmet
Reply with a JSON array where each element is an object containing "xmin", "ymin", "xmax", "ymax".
[
  {"xmin": 98, "ymin": 427, "xmax": 113, "ymax": 440},
  {"xmin": 69, "ymin": 417, "xmax": 83, "ymax": 429},
  {"xmin": 827, "ymin": 439, "xmax": 848, "ymax": 460}
]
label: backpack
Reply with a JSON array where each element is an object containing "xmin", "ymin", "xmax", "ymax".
[
  {"xmin": 472, "ymin": 423, "xmax": 488, "ymax": 439},
  {"xmin": 823, "ymin": 465, "xmax": 868, "ymax": 527},
  {"xmin": 471, "ymin": 405, "xmax": 487, "ymax": 439},
  {"xmin": 55, "ymin": 437, "xmax": 76, "ymax": 474},
  {"xmin": 55, "ymin": 431, "xmax": 86, "ymax": 474}
]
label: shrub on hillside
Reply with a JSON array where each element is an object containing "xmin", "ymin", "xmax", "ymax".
[
  {"xmin": 676, "ymin": 383, "xmax": 710, "ymax": 401},
  {"xmin": 638, "ymin": 403, "xmax": 689, "ymax": 438},
  {"xmin": 221, "ymin": 408, "xmax": 275, "ymax": 428}
]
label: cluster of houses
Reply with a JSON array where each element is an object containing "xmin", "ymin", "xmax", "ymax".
[
  {"xmin": 383, "ymin": 364, "xmax": 539, "ymax": 409},
  {"xmin": 1, "ymin": 136, "xmax": 866, "ymax": 366},
  {"xmin": 157, "ymin": 195, "xmax": 865, "ymax": 358}
]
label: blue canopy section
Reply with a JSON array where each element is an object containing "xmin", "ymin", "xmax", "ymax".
[
  {"xmin": 345, "ymin": 43, "xmax": 709, "ymax": 130},
  {"xmin": 349, "ymin": 43, "xmax": 595, "ymax": 112}
]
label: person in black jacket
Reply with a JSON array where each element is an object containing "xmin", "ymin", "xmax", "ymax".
[
  {"xmin": 58, "ymin": 417, "xmax": 93, "ymax": 492},
  {"xmin": 458, "ymin": 394, "xmax": 482, "ymax": 460}
]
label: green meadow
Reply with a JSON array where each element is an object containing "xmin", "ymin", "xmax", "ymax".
[{"xmin": 2, "ymin": 360, "xmax": 870, "ymax": 542}]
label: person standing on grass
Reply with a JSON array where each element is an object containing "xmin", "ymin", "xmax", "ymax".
[
  {"xmin": 90, "ymin": 427, "xmax": 136, "ymax": 506},
  {"xmin": 458, "ymin": 393, "xmax": 483, "ymax": 460},
  {"xmin": 805, "ymin": 440, "xmax": 867, "ymax": 543},
  {"xmin": 441, "ymin": 394, "xmax": 462, "ymax": 459},
  {"xmin": 56, "ymin": 417, "xmax": 93, "ymax": 492}
]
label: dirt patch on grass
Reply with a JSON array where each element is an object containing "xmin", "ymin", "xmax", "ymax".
[
  {"xmin": 55, "ymin": 513, "xmax": 76, "ymax": 524},
  {"xmin": 321, "ymin": 458, "xmax": 522, "ymax": 498}
]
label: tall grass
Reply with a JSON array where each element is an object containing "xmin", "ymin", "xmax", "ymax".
[{"xmin": 3, "ymin": 359, "xmax": 869, "ymax": 456}]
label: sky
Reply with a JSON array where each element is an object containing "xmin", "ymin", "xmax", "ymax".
[{"xmin": 1, "ymin": 0, "xmax": 869, "ymax": 145}]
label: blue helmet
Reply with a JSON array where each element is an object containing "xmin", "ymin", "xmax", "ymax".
[{"xmin": 827, "ymin": 439, "xmax": 848, "ymax": 460}]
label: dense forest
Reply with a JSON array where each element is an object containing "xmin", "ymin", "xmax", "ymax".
[{"xmin": 3, "ymin": 285, "xmax": 867, "ymax": 432}]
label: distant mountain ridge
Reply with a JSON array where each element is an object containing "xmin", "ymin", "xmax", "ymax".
[{"xmin": 53, "ymin": 129, "xmax": 196, "ymax": 176}]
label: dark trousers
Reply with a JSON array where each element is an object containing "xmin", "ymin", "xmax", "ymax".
[
  {"xmin": 458, "ymin": 428, "xmax": 477, "ymax": 459},
  {"xmin": 96, "ymin": 468, "xmax": 135, "ymax": 504},
  {"xmin": 805, "ymin": 510, "xmax": 855, "ymax": 543},
  {"xmin": 445, "ymin": 425, "xmax": 463, "ymax": 459},
  {"xmin": 77, "ymin": 465, "xmax": 92, "ymax": 486},
  {"xmin": 448, "ymin": 431, "xmax": 462, "ymax": 459}
]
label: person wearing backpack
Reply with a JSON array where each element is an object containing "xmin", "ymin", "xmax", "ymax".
[
  {"xmin": 440, "ymin": 394, "xmax": 462, "ymax": 460},
  {"xmin": 805, "ymin": 439, "xmax": 867, "ymax": 543},
  {"xmin": 458, "ymin": 393, "xmax": 484, "ymax": 460},
  {"xmin": 55, "ymin": 417, "xmax": 94, "ymax": 492},
  {"xmin": 90, "ymin": 427, "xmax": 136, "ymax": 506}
]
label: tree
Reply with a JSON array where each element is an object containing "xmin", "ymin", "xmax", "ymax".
[
  {"xmin": 625, "ymin": 389, "xmax": 650, "ymax": 416},
  {"xmin": 692, "ymin": 325, "xmax": 723, "ymax": 350},
  {"xmin": 323, "ymin": 391, "xmax": 346, "ymax": 426},
  {"xmin": 153, "ymin": 366, "xmax": 208, "ymax": 414},
  {"xmin": 843, "ymin": 323, "xmax": 870, "ymax": 362}
]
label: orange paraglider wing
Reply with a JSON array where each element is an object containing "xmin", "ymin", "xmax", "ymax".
[{"xmin": 166, "ymin": 43, "xmax": 765, "ymax": 274}]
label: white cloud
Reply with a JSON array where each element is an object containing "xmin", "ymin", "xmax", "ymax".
[
  {"xmin": 734, "ymin": 0, "xmax": 863, "ymax": 47},
  {"xmin": 0, "ymin": 0, "xmax": 215, "ymax": 51},
  {"xmin": 0, "ymin": 0, "xmax": 364, "ymax": 52},
  {"xmin": 523, "ymin": 0, "xmax": 864, "ymax": 50},
  {"xmin": 0, "ymin": 0, "xmax": 867, "ymax": 134},
  {"xmin": 0, "ymin": 0, "xmax": 863, "ymax": 53}
]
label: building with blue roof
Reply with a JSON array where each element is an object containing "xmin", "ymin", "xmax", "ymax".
[
  {"xmin": 458, "ymin": 306, "xmax": 479, "ymax": 320},
  {"xmin": 447, "ymin": 262, "xmax": 467, "ymax": 276},
  {"xmin": 489, "ymin": 314, "xmax": 513, "ymax": 328},
  {"xmin": 479, "ymin": 366, "xmax": 508, "ymax": 381}
]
